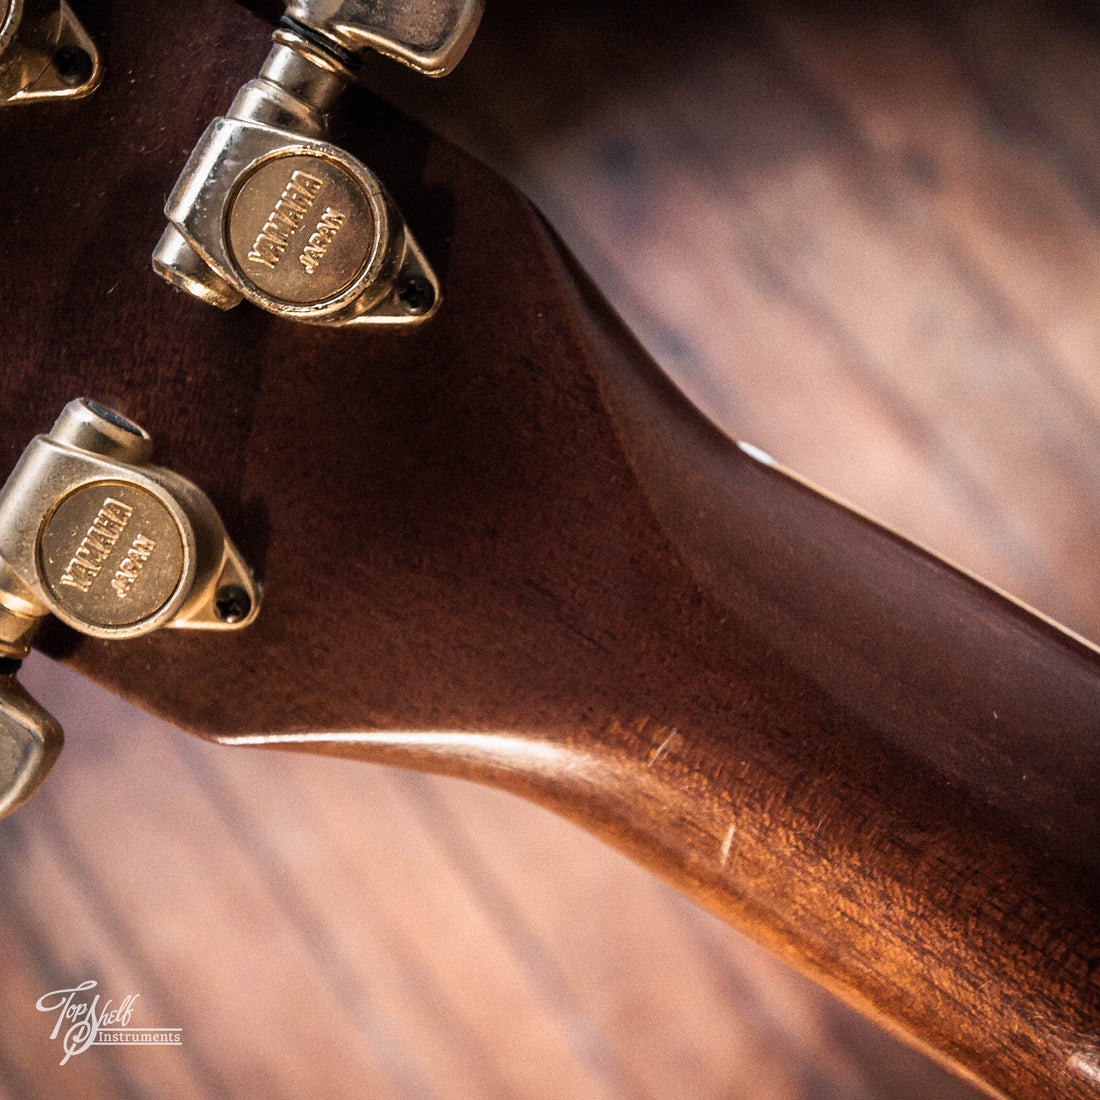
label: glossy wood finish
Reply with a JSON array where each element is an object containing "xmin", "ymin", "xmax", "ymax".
[{"xmin": 1, "ymin": 1, "xmax": 1099, "ymax": 1097}]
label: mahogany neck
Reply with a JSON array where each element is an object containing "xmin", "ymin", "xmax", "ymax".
[{"xmin": 0, "ymin": 2, "xmax": 1096, "ymax": 1094}]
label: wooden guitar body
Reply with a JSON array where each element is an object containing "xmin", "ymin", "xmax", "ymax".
[{"xmin": 0, "ymin": 1, "xmax": 1097, "ymax": 1096}]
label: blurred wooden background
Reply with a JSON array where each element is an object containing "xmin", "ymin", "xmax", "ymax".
[{"xmin": 2, "ymin": 0, "xmax": 1098, "ymax": 1096}]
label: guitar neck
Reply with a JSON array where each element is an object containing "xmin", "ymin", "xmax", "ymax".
[
  {"xmin": 1, "ymin": 1, "xmax": 1098, "ymax": 1096},
  {"xmin": 34, "ymin": 152, "xmax": 1099, "ymax": 1098}
]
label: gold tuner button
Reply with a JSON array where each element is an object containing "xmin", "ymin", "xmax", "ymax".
[{"xmin": 0, "ymin": 399, "xmax": 262, "ymax": 817}]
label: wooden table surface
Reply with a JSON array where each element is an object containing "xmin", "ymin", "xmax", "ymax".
[{"xmin": 2, "ymin": 0, "xmax": 1097, "ymax": 1096}]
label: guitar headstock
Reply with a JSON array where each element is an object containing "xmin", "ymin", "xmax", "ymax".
[
  {"xmin": 2, "ymin": 3, "xmax": 1100, "ymax": 1098},
  {"xmin": 3, "ymin": 0, "xmax": 1098, "ymax": 743},
  {"xmin": 1, "ymin": 0, "xmax": 640, "ymax": 746}
]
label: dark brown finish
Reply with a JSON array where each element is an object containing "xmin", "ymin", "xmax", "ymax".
[{"xmin": 1, "ymin": 1, "xmax": 1098, "ymax": 1097}]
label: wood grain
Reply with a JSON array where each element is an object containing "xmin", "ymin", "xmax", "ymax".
[{"xmin": 1, "ymin": 0, "xmax": 1099, "ymax": 1097}]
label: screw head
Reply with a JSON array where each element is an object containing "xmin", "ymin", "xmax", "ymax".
[
  {"xmin": 214, "ymin": 585, "xmax": 252, "ymax": 625},
  {"xmin": 397, "ymin": 275, "xmax": 435, "ymax": 316},
  {"xmin": 53, "ymin": 45, "xmax": 94, "ymax": 89}
]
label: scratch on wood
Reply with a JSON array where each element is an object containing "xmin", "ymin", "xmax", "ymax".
[
  {"xmin": 1070, "ymin": 1049, "xmax": 1100, "ymax": 1084},
  {"xmin": 646, "ymin": 729, "xmax": 683, "ymax": 768},
  {"xmin": 720, "ymin": 824, "xmax": 736, "ymax": 867}
]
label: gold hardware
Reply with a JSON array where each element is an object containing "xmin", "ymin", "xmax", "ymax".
[
  {"xmin": 225, "ymin": 153, "xmax": 383, "ymax": 309},
  {"xmin": 38, "ymin": 482, "xmax": 186, "ymax": 629},
  {"xmin": 0, "ymin": 661, "xmax": 60, "ymax": 817},
  {"xmin": 283, "ymin": 0, "xmax": 484, "ymax": 77},
  {"xmin": 0, "ymin": 0, "xmax": 102, "ymax": 106},
  {"xmin": 151, "ymin": 0, "xmax": 485, "ymax": 327},
  {"xmin": 0, "ymin": 399, "xmax": 261, "ymax": 816}
]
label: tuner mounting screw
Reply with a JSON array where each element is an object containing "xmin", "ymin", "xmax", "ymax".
[
  {"xmin": 215, "ymin": 585, "xmax": 253, "ymax": 625},
  {"xmin": 53, "ymin": 45, "xmax": 94, "ymax": 88},
  {"xmin": 398, "ymin": 275, "xmax": 435, "ymax": 316}
]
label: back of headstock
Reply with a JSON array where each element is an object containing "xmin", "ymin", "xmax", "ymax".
[
  {"xmin": 1, "ymin": 0, "xmax": 649, "ymax": 739},
  {"xmin": 2, "ymin": 2, "xmax": 1100, "ymax": 1098}
]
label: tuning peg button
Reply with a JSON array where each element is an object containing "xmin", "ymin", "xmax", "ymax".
[
  {"xmin": 0, "ymin": 661, "xmax": 61, "ymax": 818},
  {"xmin": 283, "ymin": 0, "xmax": 484, "ymax": 77}
]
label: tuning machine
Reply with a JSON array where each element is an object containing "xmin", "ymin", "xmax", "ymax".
[
  {"xmin": 153, "ymin": 0, "xmax": 484, "ymax": 327},
  {"xmin": 0, "ymin": 399, "xmax": 261, "ymax": 817},
  {"xmin": 0, "ymin": 0, "xmax": 101, "ymax": 106}
]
